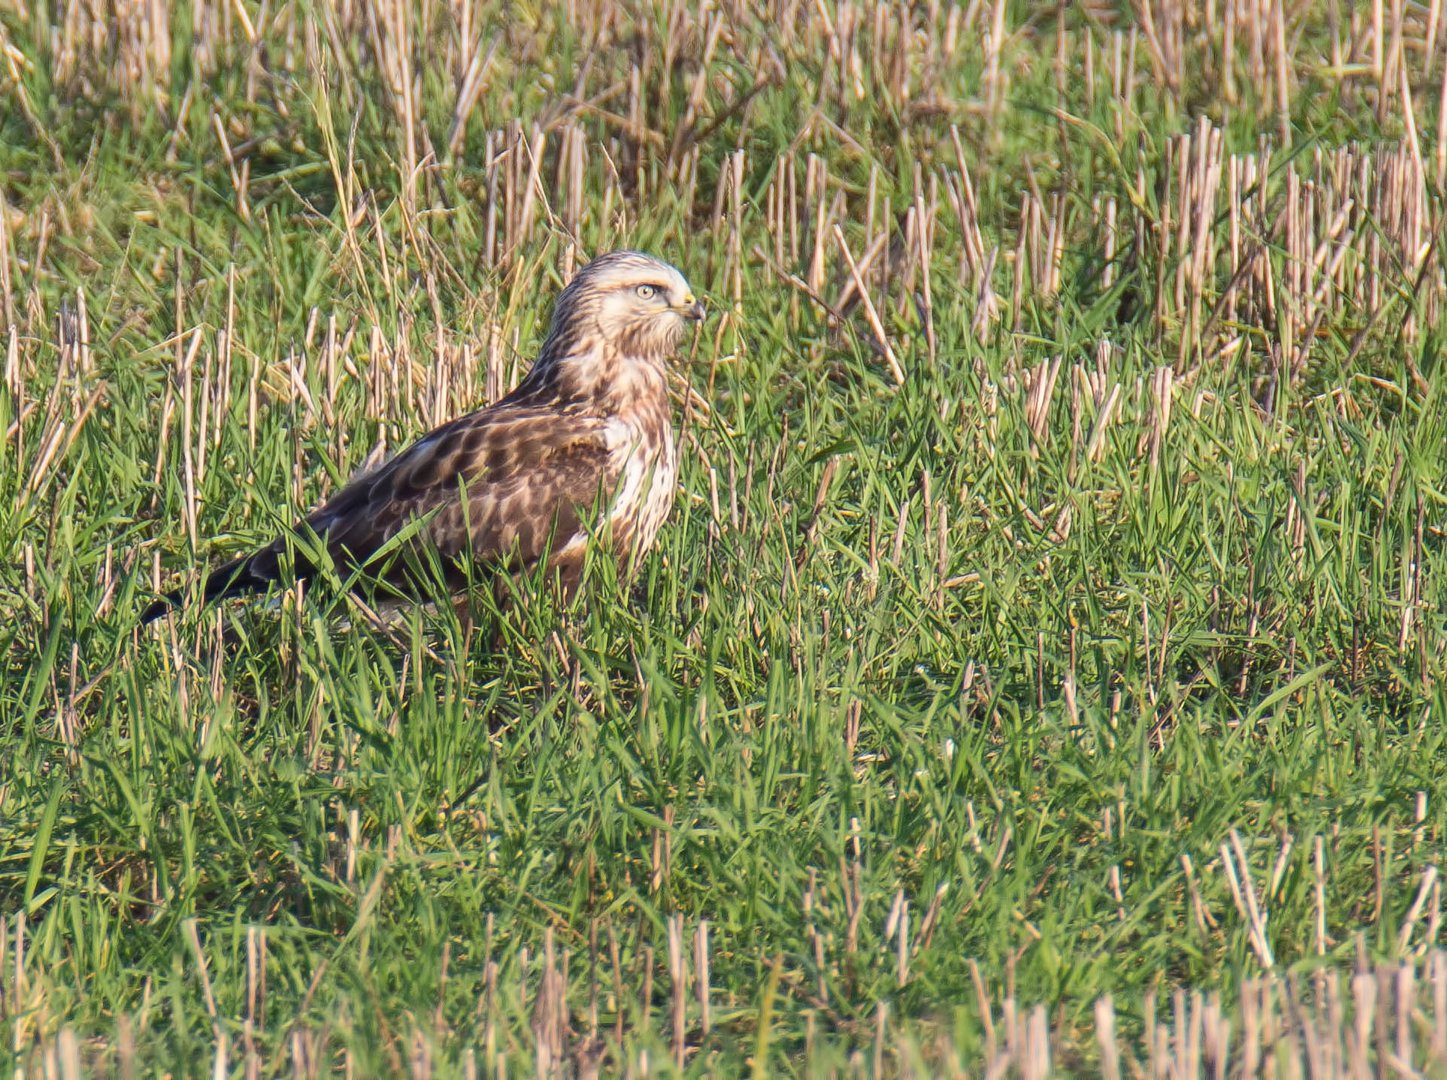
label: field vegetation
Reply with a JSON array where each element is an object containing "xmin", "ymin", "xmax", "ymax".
[{"xmin": 2, "ymin": 0, "xmax": 1447, "ymax": 1073}]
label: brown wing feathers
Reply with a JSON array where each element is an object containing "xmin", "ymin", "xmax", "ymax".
[{"xmin": 141, "ymin": 408, "xmax": 615, "ymax": 623}]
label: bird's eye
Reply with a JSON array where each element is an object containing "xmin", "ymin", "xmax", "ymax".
[{"xmin": 635, "ymin": 284, "xmax": 657, "ymax": 300}]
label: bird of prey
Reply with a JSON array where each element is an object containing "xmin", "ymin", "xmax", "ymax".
[{"xmin": 141, "ymin": 250, "xmax": 704, "ymax": 624}]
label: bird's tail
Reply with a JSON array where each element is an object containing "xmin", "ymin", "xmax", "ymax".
[{"xmin": 140, "ymin": 548, "xmax": 283, "ymax": 625}]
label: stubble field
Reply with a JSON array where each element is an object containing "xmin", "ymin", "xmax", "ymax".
[{"xmin": 2, "ymin": 0, "xmax": 1447, "ymax": 1074}]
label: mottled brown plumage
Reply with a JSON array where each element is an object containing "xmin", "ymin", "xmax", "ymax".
[{"xmin": 141, "ymin": 250, "xmax": 703, "ymax": 624}]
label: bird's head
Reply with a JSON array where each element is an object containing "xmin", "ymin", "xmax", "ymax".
[{"xmin": 546, "ymin": 250, "xmax": 704, "ymax": 365}]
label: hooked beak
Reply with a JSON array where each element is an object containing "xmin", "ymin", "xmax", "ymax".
[{"xmin": 681, "ymin": 296, "xmax": 706, "ymax": 322}]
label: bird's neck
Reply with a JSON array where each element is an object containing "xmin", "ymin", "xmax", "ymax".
[{"xmin": 518, "ymin": 342, "xmax": 671, "ymax": 417}]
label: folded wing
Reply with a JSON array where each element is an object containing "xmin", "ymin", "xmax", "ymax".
[{"xmin": 141, "ymin": 406, "xmax": 615, "ymax": 621}]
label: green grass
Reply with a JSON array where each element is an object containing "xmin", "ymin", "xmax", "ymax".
[{"xmin": 2, "ymin": 0, "xmax": 1446, "ymax": 1073}]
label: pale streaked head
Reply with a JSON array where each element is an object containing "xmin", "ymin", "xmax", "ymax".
[{"xmin": 544, "ymin": 250, "xmax": 704, "ymax": 364}]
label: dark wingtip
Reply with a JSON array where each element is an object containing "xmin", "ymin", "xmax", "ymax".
[{"xmin": 140, "ymin": 592, "xmax": 180, "ymax": 625}]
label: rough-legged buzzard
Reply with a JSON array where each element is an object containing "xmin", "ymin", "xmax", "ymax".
[{"xmin": 142, "ymin": 250, "xmax": 703, "ymax": 623}]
